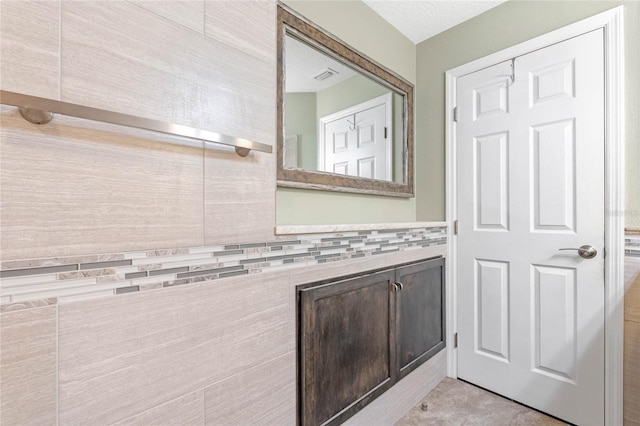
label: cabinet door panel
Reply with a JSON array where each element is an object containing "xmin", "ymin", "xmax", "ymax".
[
  {"xmin": 396, "ymin": 258, "xmax": 446, "ymax": 378},
  {"xmin": 299, "ymin": 270, "xmax": 395, "ymax": 425}
]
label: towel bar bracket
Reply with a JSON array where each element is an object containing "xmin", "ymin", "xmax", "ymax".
[
  {"xmin": 234, "ymin": 147, "xmax": 251, "ymax": 157},
  {"xmin": 18, "ymin": 107, "xmax": 53, "ymax": 125}
]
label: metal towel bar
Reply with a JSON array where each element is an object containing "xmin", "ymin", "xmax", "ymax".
[{"xmin": 0, "ymin": 90, "xmax": 272, "ymax": 157}]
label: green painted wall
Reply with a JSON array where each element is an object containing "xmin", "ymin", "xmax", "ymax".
[
  {"xmin": 284, "ymin": 92, "xmax": 317, "ymax": 169},
  {"xmin": 316, "ymin": 75, "xmax": 404, "ymax": 182},
  {"xmin": 277, "ymin": 0, "xmax": 416, "ymax": 226},
  {"xmin": 415, "ymin": 0, "xmax": 640, "ymax": 228},
  {"xmin": 316, "ymin": 74, "xmax": 387, "ymax": 119},
  {"xmin": 279, "ymin": 0, "xmax": 639, "ymax": 228}
]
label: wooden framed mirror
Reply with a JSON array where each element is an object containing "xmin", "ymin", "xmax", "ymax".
[{"xmin": 277, "ymin": 4, "xmax": 414, "ymax": 197}]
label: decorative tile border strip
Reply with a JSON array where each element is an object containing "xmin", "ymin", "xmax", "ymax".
[
  {"xmin": 0, "ymin": 227, "xmax": 447, "ymax": 306},
  {"xmin": 626, "ymin": 234, "xmax": 640, "ymax": 257}
]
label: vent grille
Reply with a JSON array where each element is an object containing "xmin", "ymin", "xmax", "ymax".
[{"xmin": 313, "ymin": 68, "xmax": 339, "ymax": 81}]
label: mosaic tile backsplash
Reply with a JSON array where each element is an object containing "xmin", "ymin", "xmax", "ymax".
[
  {"xmin": 627, "ymin": 234, "xmax": 640, "ymax": 257},
  {"xmin": 0, "ymin": 227, "xmax": 447, "ymax": 306}
]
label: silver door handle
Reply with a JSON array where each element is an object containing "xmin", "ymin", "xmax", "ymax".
[{"xmin": 559, "ymin": 245, "xmax": 597, "ymax": 259}]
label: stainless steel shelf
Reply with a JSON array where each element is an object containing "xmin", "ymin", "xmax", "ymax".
[{"xmin": 0, "ymin": 90, "xmax": 272, "ymax": 157}]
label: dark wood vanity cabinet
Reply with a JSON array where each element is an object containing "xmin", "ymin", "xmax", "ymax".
[
  {"xmin": 298, "ymin": 258, "xmax": 445, "ymax": 426},
  {"xmin": 396, "ymin": 259, "xmax": 446, "ymax": 379}
]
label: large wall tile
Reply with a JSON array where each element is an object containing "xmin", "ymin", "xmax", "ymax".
[
  {"xmin": 204, "ymin": 352, "xmax": 295, "ymax": 425},
  {"xmin": 0, "ymin": 107, "xmax": 204, "ymax": 260},
  {"xmin": 114, "ymin": 390, "xmax": 204, "ymax": 426},
  {"xmin": 625, "ymin": 257, "xmax": 640, "ymax": 323},
  {"xmin": 627, "ymin": 256, "xmax": 640, "ymax": 426},
  {"xmin": 57, "ymin": 271, "xmax": 290, "ymax": 424},
  {"xmin": 0, "ymin": 305, "xmax": 57, "ymax": 426},
  {"xmin": 203, "ymin": 148, "xmax": 276, "ymax": 245},
  {"xmin": 0, "ymin": 0, "xmax": 60, "ymax": 98},
  {"xmin": 625, "ymin": 320, "xmax": 640, "ymax": 426},
  {"xmin": 129, "ymin": 0, "xmax": 205, "ymax": 34},
  {"xmin": 61, "ymin": 1, "xmax": 274, "ymax": 146},
  {"xmin": 204, "ymin": 0, "xmax": 275, "ymax": 60}
]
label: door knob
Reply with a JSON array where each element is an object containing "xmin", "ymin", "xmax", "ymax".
[{"xmin": 558, "ymin": 245, "xmax": 597, "ymax": 259}]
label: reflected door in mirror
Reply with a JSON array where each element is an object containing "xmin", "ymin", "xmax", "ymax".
[{"xmin": 320, "ymin": 94, "xmax": 391, "ymax": 180}]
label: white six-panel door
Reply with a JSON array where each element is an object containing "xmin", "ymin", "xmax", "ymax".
[
  {"xmin": 456, "ymin": 29, "xmax": 605, "ymax": 425},
  {"xmin": 320, "ymin": 94, "xmax": 391, "ymax": 180}
]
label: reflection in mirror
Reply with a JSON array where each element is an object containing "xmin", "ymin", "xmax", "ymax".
[
  {"xmin": 284, "ymin": 35, "xmax": 405, "ymax": 183},
  {"xmin": 277, "ymin": 4, "xmax": 414, "ymax": 197}
]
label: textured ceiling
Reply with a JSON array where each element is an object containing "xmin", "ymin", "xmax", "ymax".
[
  {"xmin": 285, "ymin": 35, "xmax": 356, "ymax": 93},
  {"xmin": 362, "ymin": 0, "xmax": 507, "ymax": 44}
]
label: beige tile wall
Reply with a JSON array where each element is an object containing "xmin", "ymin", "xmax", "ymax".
[
  {"xmin": 129, "ymin": 0, "xmax": 205, "ymax": 35},
  {"xmin": 203, "ymin": 352, "xmax": 296, "ymax": 425},
  {"xmin": 0, "ymin": 305, "xmax": 57, "ymax": 426},
  {"xmin": 625, "ymin": 257, "xmax": 640, "ymax": 323},
  {"xmin": 625, "ymin": 256, "xmax": 640, "ymax": 426},
  {"xmin": 54, "ymin": 246, "xmax": 446, "ymax": 424},
  {"xmin": 0, "ymin": 0, "xmax": 276, "ymax": 261},
  {"xmin": 625, "ymin": 320, "xmax": 640, "ymax": 426},
  {"xmin": 0, "ymin": 244, "xmax": 447, "ymax": 425},
  {"xmin": 204, "ymin": 147, "xmax": 276, "ymax": 246},
  {"xmin": 57, "ymin": 269, "xmax": 291, "ymax": 424},
  {"xmin": 0, "ymin": 3, "xmax": 441, "ymax": 420},
  {"xmin": 204, "ymin": 0, "xmax": 276, "ymax": 61},
  {"xmin": 0, "ymin": 108, "xmax": 205, "ymax": 260},
  {"xmin": 114, "ymin": 390, "xmax": 205, "ymax": 426},
  {"xmin": 60, "ymin": 1, "xmax": 274, "ymax": 144},
  {"xmin": 0, "ymin": 0, "xmax": 60, "ymax": 99}
]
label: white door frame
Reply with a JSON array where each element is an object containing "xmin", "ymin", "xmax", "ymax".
[
  {"xmin": 445, "ymin": 7, "xmax": 624, "ymax": 424},
  {"xmin": 318, "ymin": 92, "xmax": 393, "ymax": 179}
]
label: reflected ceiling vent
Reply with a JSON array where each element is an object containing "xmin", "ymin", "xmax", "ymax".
[{"xmin": 312, "ymin": 68, "xmax": 339, "ymax": 81}]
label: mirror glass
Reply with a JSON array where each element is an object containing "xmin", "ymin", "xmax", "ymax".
[
  {"xmin": 277, "ymin": 5, "xmax": 414, "ymax": 197},
  {"xmin": 284, "ymin": 34, "xmax": 405, "ymax": 183}
]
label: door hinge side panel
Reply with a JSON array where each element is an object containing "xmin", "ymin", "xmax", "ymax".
[
  {"xmin": 454, "ymin": 332, "xmax": 458, "ymax": 348},
  {"xmin": 453, "ymin": 106, "xmax": 458, "ymax": 122},
  {"xmin": 453, "ymin": 220, "xmax": 458, "ymax": 235}
]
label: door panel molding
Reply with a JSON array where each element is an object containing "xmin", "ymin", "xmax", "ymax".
[
  {"xmin": 445, "ymin": 6, "xmax": 624, "ymax": 425},
  {"xmin": 475, "ymin": 259, "xmax": 510, "ymax": 361},
  {"xmin": 318, "ymin": 92, "xmax": 393, "ymax": 181},
  {"xmin": 531, "ymin": 264, "xmax": 577, "ymax": 383}
]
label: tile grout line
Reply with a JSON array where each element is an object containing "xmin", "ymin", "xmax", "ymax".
[
  {"xmin": 56, "ymin": 302, "xmax": 59, "ymax": 426},
  {"xmin": 114, "ymin": 350, "xmax": 295, "ymax": 424},
  {"xmin": 127, "ymin": 0, "xmax": 205, "ymax": 36},
  {"xmin": 202, "ymin": 140, "xmax": 206, "ymax": 249},
  {"xmin": 202, "ymin": 377, "xmax": 206, "ymax": 424},
  {"xmin": 58, "ymin": 0, "xmax": 61, "ymax": 101}
]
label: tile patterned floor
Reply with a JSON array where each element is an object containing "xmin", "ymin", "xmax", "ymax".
[{"xmin": 395, "ymin": 378, "xmax": 567, "ymax": 425}]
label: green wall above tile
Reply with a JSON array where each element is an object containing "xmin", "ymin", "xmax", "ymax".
[
  {"xmin": 276, "ymin": 0, "xmax": 417, "ymax": 226},
  {"xmin": 415, "ymin": 0, "xmax": 639, "ymax": 227},
  {"xmin": 278, "ymin": 0, "xmax": 639, "ymax": 229}
]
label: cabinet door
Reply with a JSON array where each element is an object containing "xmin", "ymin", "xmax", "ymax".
[
  {"xmin": 299, "ymin": 270, "xmax": 396, "ymax": 426},
  {"xmin": 395, "ymin": 258, "xmax": 446, "ymax": 379}
]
